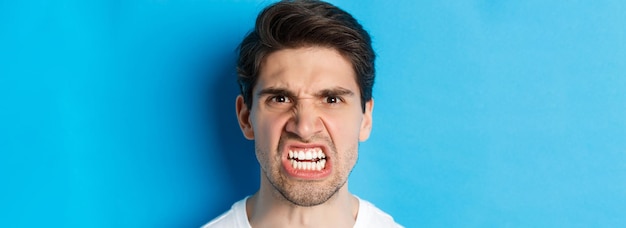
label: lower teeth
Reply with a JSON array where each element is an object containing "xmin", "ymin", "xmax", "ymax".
[{"xmin": 291, "ymin": 159, "xmax": 325, "ymax": 171}]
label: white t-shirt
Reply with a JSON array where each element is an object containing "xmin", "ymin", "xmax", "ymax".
[{"xmin": 202, "ymin": 196, "xmax": 403, "ymax": 228}]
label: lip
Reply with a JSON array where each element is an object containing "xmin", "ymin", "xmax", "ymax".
[{"xmin": 281, "ymin": 142, "xmax": 332, "ymax": 180}]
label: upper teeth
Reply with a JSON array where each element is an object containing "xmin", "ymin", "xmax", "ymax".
[
  {"xmin": 288, "ymin": 148, "xmax": 326, "ymax": 160},
  {"xmin": 288, "ymin": 148, "xmax": 327, "ymax": 171}
]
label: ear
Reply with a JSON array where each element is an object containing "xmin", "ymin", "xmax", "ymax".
[
  {"xmin": 359, "ymin": 98, "xmax": 374, "ymax": 142},
  {"xmin": 236, "ymin": 95, "xmax": 255, "ymax": 140}
]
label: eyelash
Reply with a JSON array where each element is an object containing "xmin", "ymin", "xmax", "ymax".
[
  {"xmin": 266, "ymin": 95, "xmax": 344, "ymax": 105},
  {"xmin": 324, "ymin": 96, "xmax": 343, "ymax": 104},
  {"xmin": 268, "ymin": 95, "xmax": 292, "ymax": 103}
]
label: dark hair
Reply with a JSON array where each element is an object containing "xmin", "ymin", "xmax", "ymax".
[{"xmin": 237, "ymin": 0, "xmax": 375, "ymax": 112}]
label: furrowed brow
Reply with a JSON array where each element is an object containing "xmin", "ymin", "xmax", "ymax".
[
  {"xmin": 257, "ymin": 87, "xmax": 296, "ymax": 97},
  {"xmin": 315, "ymin": 87, "xmax": 355, "ymax": 98}
]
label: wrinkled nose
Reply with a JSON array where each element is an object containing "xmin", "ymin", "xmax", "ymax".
[{"xmin": 285, "ymin": 103, "xmax": 323, "ymax": 141}]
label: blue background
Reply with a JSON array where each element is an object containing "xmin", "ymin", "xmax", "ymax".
[{"xmin": 1, "ymin": 0, "xmax": 625, "ymax": 227}]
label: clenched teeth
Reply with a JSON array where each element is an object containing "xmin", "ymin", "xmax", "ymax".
[
  {"xmin": 290, "ymin": 159, "xmax": 326, "ymax": 171},
  {"xmin": 288, "ymin": 147, "xmax": 327, "ymax": 171}
]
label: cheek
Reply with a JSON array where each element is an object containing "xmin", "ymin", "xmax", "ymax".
[
  {"xmin": 251, "ymin": 111, "xmax": 289, "ymax": 149},
  {"xmin": 323, "ymin": 111, "xmax": 363, "ymax": 148}
]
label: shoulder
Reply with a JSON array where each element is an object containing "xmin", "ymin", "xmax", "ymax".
[
  {"xmin": 201, "ymin": 197, "xmax": 251, "ymax": 228},
  {"xmin": 354, "ymin": 197, "xmax": 404, "ymax": 228}
]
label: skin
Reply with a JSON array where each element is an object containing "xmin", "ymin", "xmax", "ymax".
[{"xmin": 236, "ymin": 46, "xmax": 374, "ymax": 227}]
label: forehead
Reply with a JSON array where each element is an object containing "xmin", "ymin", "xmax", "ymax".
[{"xmin": 255, "ymin": 47, "xmax": 358, "ymax": 94}]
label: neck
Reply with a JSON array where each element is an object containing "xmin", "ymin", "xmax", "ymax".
[{"xmin": 246, "ymin": 175, "xmax": 359, "ymax": 228}]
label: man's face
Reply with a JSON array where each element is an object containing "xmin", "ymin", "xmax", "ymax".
[{"xmin": 236, "ymin": 46, "xmax": 373, "ymax": 206}]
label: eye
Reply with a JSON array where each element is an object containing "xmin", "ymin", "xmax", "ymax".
[
  {"xmin": 269, "ymin": 95, "xmax": 291, "ymax": 103},
  {"xmin": 325, "ymin": 96, "xmax": 342, "ymax": 104}
]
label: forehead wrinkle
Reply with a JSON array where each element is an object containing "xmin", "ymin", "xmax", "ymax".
[{"xmin": 256, "ymin": 48, "xmax": 360, "ymax": 100}]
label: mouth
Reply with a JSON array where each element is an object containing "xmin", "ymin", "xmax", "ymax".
[
  {"xmin": 282, "ymin": 144, "xmax": 331, "ymax": 179},
  {"xmin": 288, "ymin": 147, "xmax": 327, "ymax": 171}
]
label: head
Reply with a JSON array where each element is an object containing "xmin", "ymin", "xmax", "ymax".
[
  {"xmin": 235, "ymin": 0, "xmax": 375, "ymax": 207},
  {"xmin": 237, "ymin": 0, "xmax": 375, "ymax": 112}
]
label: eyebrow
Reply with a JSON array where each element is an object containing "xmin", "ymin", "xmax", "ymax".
[
  {"xmin": 257, "ymin": 87, "xmax": 296, "ymax": 98},
  {"xmin": 315, "ymin": 87, "xmax": 355, "ymax": 98},
  {"xmin": 257, "ymin": 87, "xmax": 355, "ymax": 98}
]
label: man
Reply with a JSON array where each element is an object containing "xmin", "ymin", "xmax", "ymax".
[{"xmin": 204, "ymin": 0, "xmax": 402, "ymax": 227}]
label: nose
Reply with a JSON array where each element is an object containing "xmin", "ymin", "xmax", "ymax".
[{"xmin": 285, "ymin": 102, "xmax": 323, "ymax": 141}]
